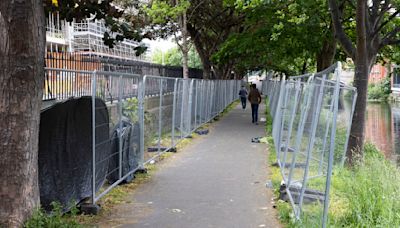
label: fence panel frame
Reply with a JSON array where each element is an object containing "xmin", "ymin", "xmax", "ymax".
[{"xmin": 262, "ymin": 62, "xmax": 358, "ymax": 227}]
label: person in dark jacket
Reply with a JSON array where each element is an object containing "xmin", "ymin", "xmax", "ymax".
[
  {"xmin": 248, "ymin": 84, "xmax": 262, "ymax": 124},
  {"xmin": 238, "ymin": 86, "xmax": 248, "ymax": 109}
]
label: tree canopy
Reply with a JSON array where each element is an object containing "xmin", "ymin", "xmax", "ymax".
[
  {"xmin": 152, "ymin": 46, "xmax": 203, "ymax": 69},
  {"xmin": 213, "ymin": 0, "xmax": 340, "ymax": 76}
]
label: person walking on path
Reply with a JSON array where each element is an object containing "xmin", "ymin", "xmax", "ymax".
[
  {"xmin": 239, "ymin": 85, "xmax": 248, "ymax": 109},
  {"xmin": 248, "ymin": 84, "xmax": 262, "ymax": 124}
]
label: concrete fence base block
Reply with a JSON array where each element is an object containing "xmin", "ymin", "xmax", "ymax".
[
  {"xmin": 272, "ymin": 162, "xmax": 306, "ymax": 168},
  {"xmin": 167, "ymin": 147, "xmax": 177, "ymax": 153},
  {"xmin": 79, "ymin": 203, "xmax": 100, "ymax": 215},
  {"xmin": 135, "ymin": 168, "xmax": 148, "ymax": 174},
  {"xmin": 251, "ymin": 137, "xmax": 262, "ymax": 143},
  {"xmin": 148, "ymin": 147, "xmax": 168, "ymax": 152},
  {"xmin": 148, "ymin": 147, "xmax": 177, "ymax": 153},
  {"xmin": 280, "ymin": 145, "xmax": 295, "ymax": 152},
  {"xmin": 195, "ymin": 129, "xmax": 209, "ymax": 135},
  {"xmin": 279, "ymin": 184, "xmax": 325, "ymax": 205}
]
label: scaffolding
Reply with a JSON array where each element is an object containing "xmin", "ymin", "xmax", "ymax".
[
  {"xmin": 45, "ymin": 14, "xmax": 148, "ymax": 62},
  {"xmin": 46, "ymin": 13, "xmax": 67, "ymax": 40}
]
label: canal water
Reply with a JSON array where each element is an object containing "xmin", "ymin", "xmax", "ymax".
[{"xmin": 342, "ymin": 101, "xmax": 400, "ymax": 162}]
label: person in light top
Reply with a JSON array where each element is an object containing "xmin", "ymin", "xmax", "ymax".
[{"xmin": 238, "ymin": 85, "xmax": 248, "ymax": 109}]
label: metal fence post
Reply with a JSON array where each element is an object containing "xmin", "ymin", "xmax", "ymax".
[
  {"xmin": 272, "ymin": 76, "xmax": 286, "ymax": 158},
  {"xmin": 341, "ymin": 90, "xmax": 358, "ymax": 166},
  {"xmin": 171, "ymin": 78, "xmax": 178, "ymax": 148},
  {"xmin": 200, "ymin": 81, "xmax": 205, "ymax": 125},
  {"xmin": 138, "ymin": 76, "xmax": 146, "ymax": 169},
  {"xmin": 188, "ymin": 80, "xmax": 194, "ymax": 134},
  {"xmin": 180, "ymin": 80, "xmax": 185, "ymax": 139},
  {"xmin": 157, "ymin": 79, "xmax": 163, "ymax": 153},
  {"xmin": 91, "ymin": 71, "xmax": 97, "ymax": 204},
  {"xmin": 323, "ymin": 64, "xmax": 342, "ymax": 228},
  {"xmin": 276, "ymin": 82, "xmax": 288, "ymax": 162},
  {"xmin": 118, "ymin": 75, "xmax": 123, "ymax": 179},
  {"xmin": 194, "ymin": 81, "xmax": 198, "ymax": 129}
]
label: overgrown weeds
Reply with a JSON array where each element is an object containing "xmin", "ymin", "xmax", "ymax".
[
  {"xmin": 267, "ymin": 137, "xmax": 400, "ymax": 227},
  {"xmin": 25, "ymin": 202, "xmax": 81, "ymax": 228}
]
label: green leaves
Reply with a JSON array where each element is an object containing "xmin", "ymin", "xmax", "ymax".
[
  {"xmin": 151, "ymin": 46, "xmax": 202, "ymax": 69},
  {"xmin": 144, "ymin": 0, "xmax": 190, "ymax": 24},
  {"xmin": 214, "ymin": 0, "xmax": 330, "ymax": 75}
]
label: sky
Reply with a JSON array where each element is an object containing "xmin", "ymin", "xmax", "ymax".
[{"xmin": 142, "ymin": 37, "xmax": 176, "ymax": 54}]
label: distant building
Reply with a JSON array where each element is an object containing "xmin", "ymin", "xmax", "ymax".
[
  {"xmin": 46, "ymin": 13, "xmax": 149, "ymax": 62},
  {"xmin": 369, "ymin": 64, "xmax": 388, "ymax": 84},
  {"xmin": 343, "ymin": 59, "xmax": 389, "ymax": 85}
]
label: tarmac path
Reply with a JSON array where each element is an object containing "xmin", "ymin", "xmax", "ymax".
[{"xmin": 98, "ymin": 103, "xmax": 281, "ymax": 228}]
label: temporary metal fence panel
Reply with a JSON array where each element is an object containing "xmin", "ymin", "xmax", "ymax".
[
  {"xmin": 42, "ymin": 68, "xmax": 240, "ymax": 209},
  {"xmin": 262, "ymin": 62, "xmax": 357, "ymax": 227},
  {"xmin": 91, "ymin": 70, "xmax": 142, "ymax": 203},
  {"xmin": 142, "ymin": 75, "xmax": 178, "ymax": 165}
]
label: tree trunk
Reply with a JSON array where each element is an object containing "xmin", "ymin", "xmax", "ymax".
[
  {"xmin": 178, "ymin": 10, "xmax": 191, "ymax": 134},
  {"xmin": 187, "ymin": 25, "xmax": 211, "ymax": 80},
  {"xmin": 214, "ymin": 63, "xmax": 233, "ymax": 80},
  {"xmin": 316, "ymin": 30, "xmax": 337, "ymax": 71},
  {"xmin": 301, "ymin": 59, "xmax": 307, "ymax": 74},
  {"xmin": 181, "ymin": 11, "xmax": 189, "ymax": 79},
  {"xmin": 0, "ymin": 0, "xmax": 45, "ymax": 226},
  {"xmin": 198, "ymin": 53, "xmax": 211, "ymax": 79},
  {"xmin": 202, "ymin": 61, "xmax": 211, "ymax": 79},
  {"xmin": 346, "ymin": 0, "xmax": 369, "ymax": 165}
]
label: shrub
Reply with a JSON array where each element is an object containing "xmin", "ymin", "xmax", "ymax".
[
  {"xmin": 368, "ymin": 77, "xmax": 391, "ymax": 101},
  {"xmin": 24, "ymin": 202, "xmax": 81, "ymax": 228}
]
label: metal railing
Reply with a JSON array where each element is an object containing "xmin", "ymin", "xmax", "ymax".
[
  {"xmin": 262, "ymin": 62, "xmax": 357, "ymax": 227},
  {"xmin": 43, "ymin": 52, "xmax": 203, "ymax": 101},
  {"xmin": 43, "ymin": 68, "xmax": 240, "ymax": 207}
]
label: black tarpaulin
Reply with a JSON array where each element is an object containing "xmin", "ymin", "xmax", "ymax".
[
  {"xmin": 38, "ymin": 97, "xmax": 110, "ymax": 211},
  {"xmin": 107, "ymin": 117, "xmax": 140, "ymax": 184}
]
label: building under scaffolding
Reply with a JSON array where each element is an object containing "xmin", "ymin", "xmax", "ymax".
[
  {"xmin": 46, "ymin": 13, "xmax": 148, "ymax": 62},
  {"xmin": 43, "ymin": 13, "xmax": 203, "ymax": 101}
]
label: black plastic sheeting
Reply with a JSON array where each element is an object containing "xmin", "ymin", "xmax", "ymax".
[
  {"xmin": 107, "ymin": 117, "xmax": 141, "ymax": 184},
  {"xmin": 38, "ymin": 97, "xmax": 109, "ymax": 211}
]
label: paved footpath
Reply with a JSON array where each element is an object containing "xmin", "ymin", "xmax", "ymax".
[{"xmin": 98, "ymin": 103, "xmax": 281, "ymax": 228}]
